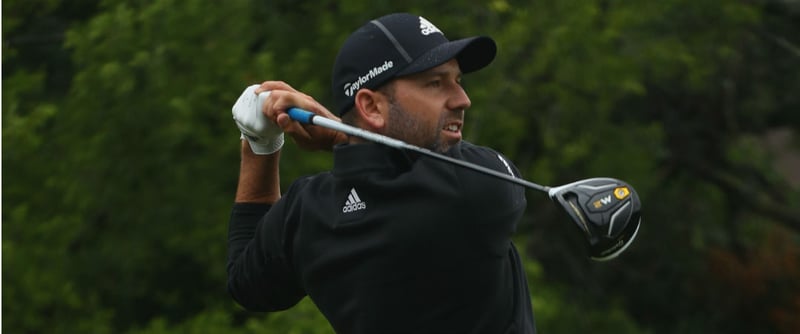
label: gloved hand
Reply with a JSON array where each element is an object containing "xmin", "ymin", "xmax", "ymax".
[{"xmin": 232, "ymin": 85, "xmax": 284, "ymax": 155}]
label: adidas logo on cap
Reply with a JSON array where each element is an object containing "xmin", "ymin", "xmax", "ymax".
[
  {"xmin": 342, "ymin": 188, "xmax": 367, "ymax": 213},
  {"xmin": 419, "ymin": 17, "xmax": 442, "ymax": 36}
]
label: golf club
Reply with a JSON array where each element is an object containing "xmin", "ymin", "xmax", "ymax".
[{"xmin": 286, "ymin": 107, "xmax": 641, "ymax": 261}]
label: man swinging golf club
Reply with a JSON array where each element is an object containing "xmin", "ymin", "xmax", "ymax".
[{"xmin": 228, "ymin": 12, "xmax": 639, "ymax": 334}]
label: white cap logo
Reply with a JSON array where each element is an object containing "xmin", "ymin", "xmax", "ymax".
[
  {"xmin": 343, "ymin": 60, "xmax": 394, "ymax": 97},
  {"xmin": 419, "ymin": 17, "xmax": 442, "ymax": 36}
]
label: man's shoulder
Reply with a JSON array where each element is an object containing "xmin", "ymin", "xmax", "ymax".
[
  {"xmin": 453, "ymin": 141, "xmax": 505, "ymax": 160},
  {"xmin": 453, "ymin": 141, "xmax": 519, "ymax": 176},
  {"xmin": 456, "ymin": 140, "xmax": 500, "ymax": 152},
  {"xmin": 287, "ymin": 172, "xmax": 333, "ymax": 192}
]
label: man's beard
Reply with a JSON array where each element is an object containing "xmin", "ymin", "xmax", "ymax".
[{"xmin": 383, "ymin": 102, "xmax": 451, "ymax": 153}]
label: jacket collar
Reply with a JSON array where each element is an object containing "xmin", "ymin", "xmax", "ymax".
[{"xmin": 332, "ymin": 143, "xmax": 414, "ymax": 178}]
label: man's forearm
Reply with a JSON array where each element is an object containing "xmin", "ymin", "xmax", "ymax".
[{"xmin": 235, "ymin": 140, "xmax": 281, "ymax": 204}]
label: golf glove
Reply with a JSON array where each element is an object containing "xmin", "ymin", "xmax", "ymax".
[{"xmin": 232, "ymin": 85, "xmax": 284, "ymax": 155}]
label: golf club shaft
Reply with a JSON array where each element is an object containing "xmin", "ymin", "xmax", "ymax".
[{"xmin": 287, "ymin": 108, "xmax": 550, "ymax": 193}]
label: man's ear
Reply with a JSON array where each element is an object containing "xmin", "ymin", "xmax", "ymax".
[{"xmin": 353, "ymin": 89, "xmax": 387, "ymax": 131}]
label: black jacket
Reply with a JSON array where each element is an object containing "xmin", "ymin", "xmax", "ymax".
[{"xmin": 228, "ymin": 141, "xmax": 536, "ymax": 333}]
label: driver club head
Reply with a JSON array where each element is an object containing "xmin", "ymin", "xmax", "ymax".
[{"xmin": 548, "ymin": 177, "xmax": 641, "ymax": 261}]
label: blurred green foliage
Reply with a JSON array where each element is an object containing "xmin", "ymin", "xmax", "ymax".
[{"xmin": 3, "ymin": 0, "xmax": 799, "ymax": 333}]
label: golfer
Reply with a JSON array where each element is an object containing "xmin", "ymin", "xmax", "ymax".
[{"xmin": 227, "ymin": 13, "xmax": 536, "ymax": 333}]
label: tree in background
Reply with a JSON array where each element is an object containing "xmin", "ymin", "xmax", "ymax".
[{"xmin": 3, "ymin": 0, "xmax": 799, "ymax": 333}]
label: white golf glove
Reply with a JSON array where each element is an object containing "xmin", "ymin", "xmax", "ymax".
[{"xmin": 232, "ymin": 85, "xmax": 284, "ymax": 155}]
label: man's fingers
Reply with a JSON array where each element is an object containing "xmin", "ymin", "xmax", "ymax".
[
  {"xmin": 274, "ymin": 112, "xmax": 340, "ymax": 151},
  {"xmin": 249, "ymin": 82, "xmax": 341, "ymax": 150},
  {"xmin": 264, "ymin": 90, "xmax": 329, "ymax": 122},
  {"xmin": 276, "ymin": 113, "xmax": 292, "ymax": 129},
  {"xmin": 251, "ymin": 82, "xmax": 336, "ymax": 123},
  {"xmin": 275, "ymin": 113, "xmax": 307, "ymax": 137},
  {"xmin": 255, "ymin": 81, "xmax": 298, "ymax": 94}
]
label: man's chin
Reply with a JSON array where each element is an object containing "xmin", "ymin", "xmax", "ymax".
[{"xmin": 433, "ymin": 139, "xmax": 461, "ymax": 153}]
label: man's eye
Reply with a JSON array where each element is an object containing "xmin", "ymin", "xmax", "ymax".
[{"xmin": 426, "ymin": 80, "xmax": 441, "ymax": 87}]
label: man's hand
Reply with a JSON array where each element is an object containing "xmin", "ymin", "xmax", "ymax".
[
  {"xmin": 232, "ymin": 85, "xmax": 284, "ymax": 155},
  {"xmin": 255, "ymin": 81, "xmax": 348, "ymax": 151}
]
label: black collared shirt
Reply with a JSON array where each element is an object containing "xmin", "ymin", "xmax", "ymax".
[{"xmin": 228, "ymin": 141, "xmax": 536, "ymax": 333}]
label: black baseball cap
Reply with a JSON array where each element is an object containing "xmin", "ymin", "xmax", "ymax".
[{"xmin": 331, "ymin": 13, "xmax": 497, "ymax": 116}]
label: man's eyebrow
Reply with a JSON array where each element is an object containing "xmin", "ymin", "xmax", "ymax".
[{"xmin": 418, "ymin": 69, "xmax": 463, "ymax": 79}]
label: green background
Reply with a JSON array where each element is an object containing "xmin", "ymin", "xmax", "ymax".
[{"xmin": 4, "ymin": 0, "xmax": 799, "ymax": 333}]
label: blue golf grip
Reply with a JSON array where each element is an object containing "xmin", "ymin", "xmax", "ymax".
[{"xmin": 287, "ymin": 107, "xmax": 315, "ymax": 124}]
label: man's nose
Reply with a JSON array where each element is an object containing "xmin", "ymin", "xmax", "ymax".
[{"xmin": 447, "ymin": 84, "xmax": 471, "ymax": 111}]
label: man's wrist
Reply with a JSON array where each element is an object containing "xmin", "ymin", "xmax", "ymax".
[{"xmin": 236, "ymin": 140, "xmax": 281, "ymax": 203}]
